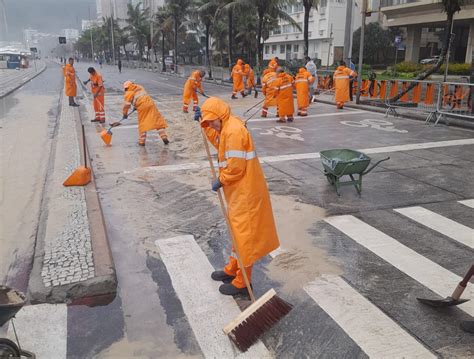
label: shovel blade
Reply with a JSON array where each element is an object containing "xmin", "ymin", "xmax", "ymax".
[
  {"xmin": 417, "ymin": 296, "xmax": 470, "ymax": 307},
  {"xmin": 100, "ymin": 129, "xmax": 112, "ymax": 145},
  {"xmin": 63, "ymin": 166, "xmax": 91, "ymax": 186}
]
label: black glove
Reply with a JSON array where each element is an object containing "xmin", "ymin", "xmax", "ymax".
[
  {"xmin": 211, "ymin": 178, "xmax": 222, "ymax": 192},
  {"xmin": 123, "ymin": 114, "xmax": 128, "ymax": 120}
]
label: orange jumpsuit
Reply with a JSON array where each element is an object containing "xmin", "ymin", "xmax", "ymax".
[
  {"xmin": 122, "ymin": 83, "xmax": 168, "ymax": 145},
  {"xmin": 231, "ymin": 59, "xmax": 245, "ymax": 97},
  {"xmin": 63, "ymin": 64, "xmax": 77, "ymax": 97},
  {"xmin": 273, "ymin": 72, "xmax": 295, "ymax": 122},
  {"xmin": 182, "ymin": 70, "xmax": 203, "ymax": 112},
  {"xmin": 261, "ymin": 69, "xmax": 278, "ymax": 117},
  {"xmin": 89, "ymin": 72, "xmax": 105, "ymax": 122},
  {"xmin": 201, "ymin": 97, "xmax": 280, "ymax": 288},
  {"xmin": 244, "ymin": 64, "xmax": 255, "ymax": 93},
  {"xmin": 333, "ymin": 66, "xmax": 356, "ymax": 109},
  {"xmin": 295, "ymin": 68, "xmax": 313, "ymax": 116}
]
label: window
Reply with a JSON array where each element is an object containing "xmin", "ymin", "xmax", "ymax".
[
  {"xmin": 286, "ymin": 44, "xmax": 292, "ymax": 52},
  {"xmin": 280, "ymin": 45, "xmax": 285, "ymax": 53},
  {"xmin": 282, "ymin": 24, "xmax": 292, "ymax": 34},
  {"xmin": 319, "ymin": 30, "xmax": 324, "ymax": 36},
  {"xmin": 272, "ymin": 45, "xmax": 277, "ymax": 54},
  {"xmin": 293, "ymin": 44, "xmax": 299, "ymax": 52},
  {"xmin": 320, "ymin": 0, "xmax": 327, "ymax": 7},
  {"xmin": 265, "ymin": 45, "xmax": 270, "ymax": 54},
  {"xmin": 272, "ymin": 26, "xmax": 281, "ymax": 35}
]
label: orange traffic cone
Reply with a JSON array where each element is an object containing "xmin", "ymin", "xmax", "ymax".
[{"xmin": 63, "ymin": 125, "xmax": 92, "ymax": 186}]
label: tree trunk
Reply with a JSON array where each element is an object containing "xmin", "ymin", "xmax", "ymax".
[
  {"xmin": 174, "ymin": 18, "xmax": 179, "ymax": 71},
  {"xmin": 257, "ymin": 13, "xmax": 263, "ymax": 69},
  {"xmin": 389, "ymin": 11, "xmax": 454, "ymax": 103},
  {"xmin": 205, "ymin": 23, "xmax": 212, "ymax": 79},
  {"xmin": 228, "ymin": 9, "xmax": 233, "ymax": 68},
  {"xmin": 162, "ymin": 31, "xmax": 166, "ymax": 72},
  {"xmin": 304, "ymin": 4, "xmax": 310, "ymax": 57}
]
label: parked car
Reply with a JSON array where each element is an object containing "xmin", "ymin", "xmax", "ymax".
[{"xmin": 420, "ymin": 55, "xmax": 440, "ymax": 65}]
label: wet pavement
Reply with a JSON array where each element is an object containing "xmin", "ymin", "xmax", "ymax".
[{"xmin": 2, "ymin": 61, "xmax": 473, "ymax": 358}]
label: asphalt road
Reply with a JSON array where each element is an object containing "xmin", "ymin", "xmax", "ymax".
[{"xmin": 3, "ymin": 61, "xmax": 474, "ymax": 358}]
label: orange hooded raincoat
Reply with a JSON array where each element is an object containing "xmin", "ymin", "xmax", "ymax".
[
  {"xmin": 123, "ymin": 83, "xmax": 168, "ymax": 135},
  {"xmin": 183, "ymin": 70, "xmax": 204, "ymax": 111},
  {"xmin": 200, "ymin": 97, "xmax": 280, "ymax": 273},
  {"xmin": 63, "ymin": 63, "xmax": 77, "ymax": 97},
  {"xmin": 231, "ymin": 59, "xmax": 245, "ymax": 94},
  {"xmin": 295, "ymin": 68, "xmax": 313, "ymax": 115},
  {"xmin": 261, "ymin": 69, "xmax": 278, "ymax": 113},
  {"xmin": 273, "ymin": 71, "xmax": 295, "ymax": 117},
  {"xmin": 333, "ymin": 65, "xmax": 356, "ymax": 107},
  {"xmin": 244, "ymin": 64, "xmax": 255, "ymax": 89}
]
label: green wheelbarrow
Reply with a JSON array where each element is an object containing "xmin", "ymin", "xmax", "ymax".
[{"xmin": 320, "ymin": 149, "xmax": 390, "ymax": 196}]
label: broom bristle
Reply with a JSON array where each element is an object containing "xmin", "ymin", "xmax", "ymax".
[{"xmin": 225, "ymin": 290, "xmax": 292, "ymax": 352}]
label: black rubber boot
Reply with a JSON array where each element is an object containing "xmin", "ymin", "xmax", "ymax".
[
  {"xmin": 211, "ymin": 270, "xmax": 235, "ymax": 283},
  {"xmin": 163, "ymin": 138, "xmax": 169, "ymax": 145},
  {"xmin": 219, "ymin": 283, "xmax": 250, "ymax": 297}
]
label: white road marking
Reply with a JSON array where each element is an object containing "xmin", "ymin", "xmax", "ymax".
[
  {"xmin": 155, "ymin": 235, "xmax": 271, "ymax": 358},
  {"xmin": 459, "ymin": 199, "xmax": 474, "ymax": 209},
  {"xmin": 304, "ymin": 275, "xmax": 436, "ymax": 358},
  {"xmin": 248, "ymin": 111, "xmax": 371, "ymax": 123},
  {"xmin": 394, "ymin": 206, "xmax": 474, "ymax": 249},
  {"xmin": 6, "ymin": 303, "xmax": 67, "ymax": 359},
  {"xmin": 125, "ymin": 138, "xmax": 474, "ymax": 174},
  {"xmin": 269, "ymin": 247, "xmax": 287, "ymax": 258},
  {"xmin": 324, "ymin": 215, "xmax": 474, "ymax": 316}
]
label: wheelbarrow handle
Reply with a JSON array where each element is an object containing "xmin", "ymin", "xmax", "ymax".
[{"xmin": 362, "ymin": 157, "xmax": 390, "ymax": 175}]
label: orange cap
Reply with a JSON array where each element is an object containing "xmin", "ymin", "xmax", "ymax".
[{"xmin": 123, "ymin": 80, "xmax": 132, "ymax": 90}]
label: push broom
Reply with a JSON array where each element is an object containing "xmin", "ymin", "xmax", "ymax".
[
  {"xmin": 200, "ymin": 126, "xmax": 292, "ymax": 352},
  {"xmin": 99, "ymin": 108, "xmax": 136, "ymax": 146},
  {"xmin": 63, "ymin": 124, "xmax": 91, "ymax": 186}
]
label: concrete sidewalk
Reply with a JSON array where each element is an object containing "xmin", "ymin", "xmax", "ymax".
[
  {"xmin": 0, "ymin": 61, "xmax": 47, "ymax": 98},
  {"xmin": 29, "ymin": 91, "xmax": 116, "ymax": 303}
]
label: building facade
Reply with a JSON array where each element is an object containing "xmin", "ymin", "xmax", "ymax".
[
  {"xmin": 62, "ymin": 29, "xmax": 80, "ymax": 42},
  {"xmin": 96, "ymin": 0, "xmax": 131, "ymax": 21},
  {"xmin": 263, "ymin": 0, "xmax": 378, "ymax": 66},
  {"xmin": 380, "ymin": 0, "xmax": 474, "ymax": 63}
]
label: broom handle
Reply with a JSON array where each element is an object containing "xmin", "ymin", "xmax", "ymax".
[
  {"xmin": 460, "ymin": 265, "xmax": 474, "ymax": 287},
  {"xmin": 201, "ymin": 129, "xmax": 256, "ymax": 303},
  {"xmin": 82, "ymin": 124, "xmax": 87, "ymax": 168}
]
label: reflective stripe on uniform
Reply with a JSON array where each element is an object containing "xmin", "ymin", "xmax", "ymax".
[
  {"xmin": 218, "ymin": 161, "xmax": 228, "ymax": 168},
  {"xmin": 334, "ymin": 76, "xmax": 349, "ymax": 79},
  {"xmin": 224, "ymin": 150, "xmax": 257, "ymax": 160},
  {"xmin": 279, "ymin": 84, "xmax": 292, "ymax": 90},
  {"xmin": 295, "ymin": 79, "xmax": 308, "ymax": 83},
  {"xmin": 132, "ymin": 90, "xmax": 148, "ymax": 105}
]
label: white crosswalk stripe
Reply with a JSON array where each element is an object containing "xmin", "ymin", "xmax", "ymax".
[
  {"xmin": 324, "ymin": 215, "xmax": 474, "ymax": 316},
  {"xmin": 155, "ymin": 235, "xmax": 271, "ymax": 358},
  {"xmin": 459, "ymin": 199, "xmax": 474, "ymax": 209},
  {"xmin": 304, "ymin": 275, "xmax": 436, "ymax": 358},
  {"xmin": 394, "ymin": 206, "xmax": 474, "ymax": 249}
]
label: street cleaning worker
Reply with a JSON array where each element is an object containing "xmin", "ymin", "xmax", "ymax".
[
  {"xmin": 199, "ymin": 97, "xmax": 280, "ymax": 296},
  {"xmin": 63, "ymin": 57, "xmax": 79, "ymax": 107},
  {"xmin": 295, "ymin": 67, "xmax": 313, "ymax": 116},
  {"xmin": 231, "ymin": 59, "xmax": 247, "ymax": 99},
  {"xmin": 273, "ymin": 67, "xmax": 295, "ymax": 123},
  {"xmin": 83, "ymin": 67, "xmax": 105, "ymax": 123},
  {"xmin": 333, "ymin": 61, "xmax": 357, "ymax": 109},
  {"xmin": 244, "ymin": 64, "xmax": 256, "ymax": 96},
  {"xmin": 182, "ymin": 70, "xmax": 206, "ymax": 113},
  {"xmin": 261, "ymin": 68, "xmax": 278, "ymax": 117},
  {"xmin": 122, "ymin": 81, "xmax": 169, "ymax": 146}
]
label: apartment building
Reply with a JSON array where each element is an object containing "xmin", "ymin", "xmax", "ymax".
[{"xmin": 380, "ymin": 0, "xmax": 474, "ymax": 63}]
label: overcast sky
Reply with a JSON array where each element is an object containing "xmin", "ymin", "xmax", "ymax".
[{"xmin": 3, "ymin": 0, "xmax": 97, "ymax": 40}]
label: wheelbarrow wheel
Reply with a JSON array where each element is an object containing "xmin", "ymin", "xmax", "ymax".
[
  {"xmin": 0, "ymin": 338, "xmax": 21, "ymax": 357},
  {"xmin": 326, "ymin": 174, "xmax": 336, "ymax": 185}
]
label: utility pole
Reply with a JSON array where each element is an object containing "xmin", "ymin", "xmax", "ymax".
[
  {"xmin": 326, "ymin": 23, "xmax": 333, "ymax": 70},
  {"xmin": 443, "ymin": 16, "xmax": 455, "ymax": 82},
  {"xmin": 343, "ymin": 0, "xmax": 353, "ymax": 64},
  {"xmin": 110, "ymin": 0, "xmax": 116, "ymax": 65},
  {"xmin": 1, "ymin": 0, "xmax": 8, "ymax": 41},
  {"xmin": 150, "ymin": 0, "xmax": 154, "ymax": 62},
  {"xmin": 88, "ymin": 5, "xmax": 95, "ymax": 60},
  {"xmin": 356, "ymin": 0, "xmax": 367, "ymax": 104}
]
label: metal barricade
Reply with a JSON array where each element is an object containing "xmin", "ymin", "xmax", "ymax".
[
  {"xmin": 435, "ymin": 81, "xmax": 474, "ymax": 125},
  {"xmin": 384, "ymin": 79, "xmax": 441, "ymax": 123}
]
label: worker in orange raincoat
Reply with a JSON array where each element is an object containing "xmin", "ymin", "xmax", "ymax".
[
  {"xmin": 199, "ymin": 97, "xmax": 280, "ymax": 296},
  {"xmin": 273, "ymin": 67, "xmax": 295, "ymax": 123},
  {"xmin": 63, "ymin": 57, "xmax": 79, "ymax": 106},
  {"xmin": 122, "ymin": 81, "xmax": 169, "ymax": 146},
  {"xmin": 268, "ymin": 57, "xmax": 278, "ymax": 71},
  {"xmin": 261, "ymin": 68, "xmax": 278, "ymax": 117},
  {"xmin": 244, "ymin": 64, "xmax": 256, "ymax": 96},
  {"xmin": 231, "ymin": 59, "xmax": 246, "ymax": 99},
  {"xmin": 295, "ymin": 67, "xmax": 313, "ymax": 116},
  {"xmin": 83, "ymin": 67, "xmax": 105, "ymax": 123},
  {"xmin": 182, "ymin": 70, "xmax": 206, "ymax": 113},
  {"xmin": 333, "ymin": 61, "xmax": 356, "ymax": 109}
]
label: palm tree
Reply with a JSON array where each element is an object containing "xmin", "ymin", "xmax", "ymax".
[
  {"xmin": 196, "ymin": 0, "xmax": 220, "ymax": 78},
  {"xmin": 302, "ymin": 0, "xmax": 318, "ymax": 57},
  {"xmin": 155, "ymin": 6, "xmax": 173, "ymax": 71},
  {"xmin": 390, "ymin": 0, "xmax": 465, "ymax": 102},
  {"xmin": 166, "ymin": 0, "xmax": 192, "ymax": 70},
  {"xmin": 125, "ymin": 3, "xmax": 149, "ymax": 61}
]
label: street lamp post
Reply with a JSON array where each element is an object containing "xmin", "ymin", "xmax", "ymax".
[
  {"xmin": 88, "ymin": 5, "xmax": 95, "ymax": 60},
  {"xmin": 110, "ymin": 0, "xmax": 116, "ymax": 65},
  {"xmin": 356, "ymin": 0, "xmax": 367, "ymax": 104}
]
